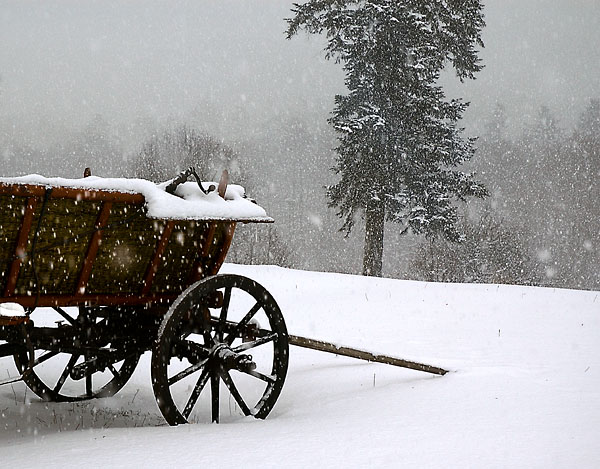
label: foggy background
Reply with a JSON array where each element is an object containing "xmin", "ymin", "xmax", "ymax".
[{"xmin": 1, "ymin": 0, "xmax": 599, "ymax": 289}]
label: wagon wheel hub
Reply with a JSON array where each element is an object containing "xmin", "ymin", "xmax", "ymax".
[{"xmin": 211, "ymin": 343, "xmax": 256, "ymax": 373}]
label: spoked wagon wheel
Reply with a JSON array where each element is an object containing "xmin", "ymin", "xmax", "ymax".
[
  {"xmin": 1, "ymin": 316, "xmax": 35, "ymax": 381},
  {"xmin": 152, "ymin": 274, "xmax": 289, "ymax": 425},
  {"xmin": 14, "ymin": 307, "xmax": 141, "ymax": 402}
]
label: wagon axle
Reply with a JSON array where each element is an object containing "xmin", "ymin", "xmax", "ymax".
[
  {"xmin": 69, "ymin": 349, "xmax": 140, "ymax": 381},
  {"xmin": 211, "ymin": 343, "xmax": 256, "ymax": 373}
]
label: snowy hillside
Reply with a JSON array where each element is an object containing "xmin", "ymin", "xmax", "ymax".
[{"xmin": 1, "ymin": 264, "xmax": 598, "ymax": 468}]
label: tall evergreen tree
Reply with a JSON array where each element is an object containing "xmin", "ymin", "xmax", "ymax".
[
  {"xmin": 287, "ymin": 0, "xmax": 488, "ymax": 276},
  {"xmin": 574, "ymin": 98, "xmax": 600, "ymax": 173}
]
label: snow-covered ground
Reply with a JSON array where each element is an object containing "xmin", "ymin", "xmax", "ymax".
[{"xmin": 1, "ymin": 264, "xmax": 598, "ymax": 468}]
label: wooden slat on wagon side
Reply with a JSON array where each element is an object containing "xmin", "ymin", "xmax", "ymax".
[
  {"xmin": 16, "ymin": 198, "xmax": 102, "ymax": 296},
  {"xmin": 0, "ymin": 195, "xmax": 30, "ymax": 295}
]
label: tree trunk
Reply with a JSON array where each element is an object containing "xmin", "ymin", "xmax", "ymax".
[{"xmin": 363, "ymin": 197, "xmax": 385, "ymax": 277}]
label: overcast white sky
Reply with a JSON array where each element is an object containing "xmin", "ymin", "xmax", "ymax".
[{"xmin": 1, "ymin": 0, "xmax": 599, "ymax": 145}]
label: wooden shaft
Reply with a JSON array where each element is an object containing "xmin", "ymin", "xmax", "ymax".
[
  {"xmin": 201, "ymin": 222, "xmax": 217, "ymax": 257},
  {"xmin": 210, "ymin": 222, "xmax": 236, "ymax": 276},
  {"xmin": 4, "ymin": 196, "xmax": 38, "ymax": 297},
  {"xmin": 141, "ymin": 220, "xmax": 176, "ymax": 295},
  {"xmin": 288, "ymin": 334, "xmax": 448, "ymax": 376},
  {"xmin": 76, "ymin": 201, "xmax": 113, "ymax": 295}
]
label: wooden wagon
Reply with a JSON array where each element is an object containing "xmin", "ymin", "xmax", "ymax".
[{"xmin": 0, "ymin": 169, "xmax": 445, "ymax": 425}]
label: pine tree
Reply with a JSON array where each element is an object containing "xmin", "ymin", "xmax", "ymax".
[
  {"xmin": 574, "ymin": 98, "xmax": 600, "ymax": 173},
  {"xmin": 287, "ymin": 0, "xmax": 488, "ymax": 276}
]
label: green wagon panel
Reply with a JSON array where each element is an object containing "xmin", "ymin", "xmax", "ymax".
[
  {"xmin": 15, "ymin": 198, "xmax": 100, "ymax": 296},
  {"xmin": 86, "ymin": 203, "xmax": 161, "ymax": 295},
  {"xmin": 0, "ymin": 195, "xmax": 27, "ymax": 293}
]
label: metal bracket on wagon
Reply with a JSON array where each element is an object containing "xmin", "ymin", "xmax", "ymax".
[{"xmin": 165, "ymin": 166, "xmax": 215, "ymax": 196}]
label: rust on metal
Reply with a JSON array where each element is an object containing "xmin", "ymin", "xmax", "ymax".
[
  {"xmin": 141, "ymin": 220, "xmax": 176, "ymax": 295},
  {"xmin": 76, "ymin": 201, "xmax": 113, "ymax": 295},
  {"xmin": 4, "ymin": 196, "xmax": 38, "ymax": 297}
]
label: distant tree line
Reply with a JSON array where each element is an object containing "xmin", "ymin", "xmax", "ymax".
[
  {"xmin": 1, "ymin": 100, "xmax": 598, "ymax": 290},
  {"xmin": 409, "ymin": 99, "xmax": 600, "ymax": 290},
  {"xmin": 408, "ymin": 207, "xmax": 541, "ymax": 285}
]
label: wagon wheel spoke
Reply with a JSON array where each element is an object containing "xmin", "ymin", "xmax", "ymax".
[
  {"xmin": 52, "ymin": 307, "xmax": 77, "ymax": 326},
  {"xmin": 225, "ymin": 301, "xmax": 262, "ymax": 345},
  {"xmin": 233, "ymin": 333, "xmax": 278, "ymax": 353},
  {"xmin": 33, "ymin": 350, "xmax": 59, "ymax": 367},
  {"xmin": 85, "ymin": 370, "xmax": 93, "ymax": 398},
  {"xmin": 211, "ymin": 372, "xmax": 220, "ymax": 423},
  {"xmin": 172, "ymin": 340, "xmax": 210, "ymax": 363},
  {"xmin": 242, "ymin": 368, "xmax": 276, "ymax": 384},
  {"xmin": 83, "ymin": 353, "xmax": 93, "ymax": 397},
  {"xmin": 168, "ymin": 358, "xmax": 210, "ymax": 386},
  {"xmin": 182, "ymin": 367, "xmax": 211, "ymax": 420},
  {"xmin": 22, "ymin": 347, "xmax": 140, "ymax": 401},
  {"xmin": 108, "ymin": 364, "xmax": 119, "ymax": 378},
  {"xmin": 216, "ymin": 287, "xmax": 232, "ymax": 342},
  {"xmin": 220, "ymin": 368, "xmax": 252, "ymax": 416},
  {"xmin": 196, "ymin": 305, "xmax": 214, "ymax": 347},
  {"xmin": 53, "ymin": 354, "xmax": 79, "ymax": 394}
]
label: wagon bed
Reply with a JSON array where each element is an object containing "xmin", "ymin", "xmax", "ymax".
[{"xmin": 0, "ymin": 174, "xmax": 266, "ymax": 308}]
